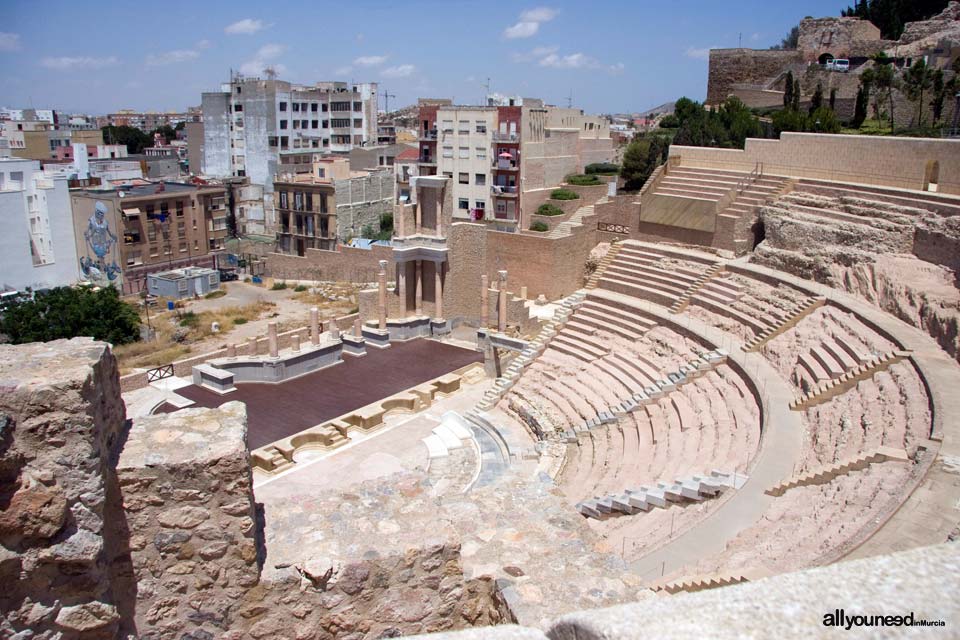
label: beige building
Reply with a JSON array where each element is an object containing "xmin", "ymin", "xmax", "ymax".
[
  {"xmin": 436, "ymin": 106, "xmax": 496, "ymax": 220},
  {"xmin": 70, "ymin": 181, "xmax": 228, "ymax": 294}
]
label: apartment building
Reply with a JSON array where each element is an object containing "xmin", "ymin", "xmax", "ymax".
[
  {"xmin": 1, "ymin": 120, "xmax": 105, "ymax": 162},
  {"xmin": 201, "ymin": 74, "xmax": 378, "ymax": 235},
  {"xmin": 70, "ymin": 181, "xmax": 228, "ymax": 294},
  {"xmin": 96, "ymin": 109, "xmax": 200, "ymax": 131},
  {"xmin": 417, "ymin": 97, "xmax": 613, "ymax": 230},
  {"xmin": 0, "ymin": 157, "xmax": 78, "ymax": 291},
  {"xmin": 273, "ymin": 154, "xmax": 393, "ymax": 254}
]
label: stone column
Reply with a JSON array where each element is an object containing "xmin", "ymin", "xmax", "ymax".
[
  {"xmin": 415, "ymin": 201, "xmax": 422, "ymax": 235},
  {"xmin": 436, "ymin": 191, "xmax": 443, "ymax": 238},
  {"xmin": 520, "ymin": 286, "xmax": 528, "ymax": 300},
  {"xmin": 354, "ymin": 317, "xmax": 362, "ymax": 337},
  {"xmin": 497, "ymin": 270, "xmax": 508, "ymax": 333},
  {"xmin": 292, "ymin": 333, "xmax": 300, "ymax": 351},
  {"xmin": 249, "ymin": 336, "xmax": 258, "ymax": 356},
  {"xmin": 378, "ymin": 259, "xmax": 388, "ymax": 330},
  {"xmin": 328, "ymin": 320, "xmax": 340, "ymax": 340},
  {"xmin": 226, "ymin": 343, "xmax": 236, "ymax": 359},
  {"xmin": 480, "ymin": 274, "xmax": 489, "ymax": 329},
  {"xmin": 434, "ymin": 261, "xmax": 444, "ymax": 320},
  {"xmin": 310, "ymin": 307, "xmax": 320, "ymax": 345},
  {"xmin": 415, "ymin": 260, "xmax": 423, "ymax": 317},
  {"xmin": 268, "ymin": 322, "xmax": 279, "ymax": 358},
  {"xmin": 398, "ymin": 262, "xmax": 408, "ymax": 318}
]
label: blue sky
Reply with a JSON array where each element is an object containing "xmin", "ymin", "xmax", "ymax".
[{"xmin": 1, "ymin": 0, "xmax": 843, "ymax": 116}]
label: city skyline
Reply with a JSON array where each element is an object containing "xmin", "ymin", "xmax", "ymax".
[{"xmin": 1, "ymin": 0, "xmax": 842, "ymax": 115}]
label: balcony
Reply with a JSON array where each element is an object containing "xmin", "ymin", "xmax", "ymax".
[
  {"xmin": 419, "ymin": 129, "xmax": 438, "ymax": 141},
  {"xmin": 418, "ymin": 156, "xmax": 436, "ymax": 166},
  {"xmin": 493, "ymin": 155, "xmax": 519, "ymax": 171},
  {"xmin": 492, "ymin": 132, "xmax": 519, "ymax": 143},
  {"xmin": 491, "ymin": 185, "xmax": 518, "ymax": 197}
]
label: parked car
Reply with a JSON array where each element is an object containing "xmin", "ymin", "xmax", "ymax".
[{"xmin": 219, "ymin": 269, "xmax": 239, "ymax": 282}]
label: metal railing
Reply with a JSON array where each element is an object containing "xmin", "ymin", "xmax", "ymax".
[
  {"xmin": 147, "ymin": 364, "xmax": 174, "ymax": 383},
  {"xmin": 735, "ymin": 161, "xmax": 763, "ymax": 195}
]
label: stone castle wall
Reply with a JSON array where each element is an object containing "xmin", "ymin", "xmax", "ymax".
[
  {"xmin": 0, "ymin": 339, "xmax": 129, "ymax": 639},
  {"xmin": 706, "ymin": 49, "xmax": 803, "ymax": 105}
]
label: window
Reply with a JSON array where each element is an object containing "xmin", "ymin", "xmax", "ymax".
[
  {"xmin": 475, "ymin": 173, "xmax": 486, "ymax": 186},
  {"xmin": 353, "ymin": 119, "xmax": 362, "ymax": 128},
  {"xmin": 458, "ymin": 198, "xmax": 469, "ymax": 210},
  {"xmin": 279, "ymin": 102, "xmax": 287, "ymax": 111},
  {"xmin": 280, "ymin": 136, "xmax": 289, "ymax": 149},
  {"xmin": 459, "ymin": 172, "xmax": 469, "ymax": 184},
  {"xmin": 475, "ymin": 201, "xmax": 486, "ymax": 210},
  {"xmin": 318, "ymin": 167, "xmax": 325, "ymax": 178},
  {"xmin": 301, "ymin": 120, "xmax": 308, "ymax": 129},
  {"xmin": 179, "ymin": 242, "xmax": 187, "ymax": 253},
  {"xmin": 311, "ymin": 120, "xmax": 318, "ymax": 129},
  {"xmin": 458, "ymin": 147, "xmax": 469, "ymax": 159},
  {"xmin": 322, "ymin": 103, "xmax": 328, "ymax": 112},
  {"xmin": 442, "ymin": 146, "xmax": 453, "ymax": 158},
  {"xmin": 293, "ymin": 120, "xmax": 300, "ymax": 129},
  {"xmin": 459, "ymin": 120, "xmax": 470, "ymax": 134},
  {"xmin": 331, "ymin": 118, "xmax": 350, "ymax": 128},
  {"xmin": 176, "ymin": 200, "xmax": 184, "ymax": 217},
  {"xmin": 268, "ymin": 136, "xmax": 278, "ymax": 147},
  {"xmin": 331, "ymin": 101, "xmax": 350, "ymax": 112},
  {"xmin": 279, "ymin": 192, "xmax": 288, "ymax": 208},
  {"xmin": 475, "ymin": 121, "xmax": 487, "ymax": 134},
  {"xmin": 234, "ymin": 104, "xmax": 243, "ymax": 112},
  {"xmin": 442, "ymin": 120, "xmax": 453, "ymax": 133},
  {"xmin": 353, "ymin": 101, "xmax": 362, "ymax": 111},
  {"xmin": 443, "ymin": 172, "xmax": 453, "ymax": 178},
  {"xmin": 292, "ymin": 103, "xmax": 300, "ymax": 112},
  {"xmin": 322, "ymin": 120, "xmax": 329, "ymax": 128},
  {"xmin": 476, "ymin": 147, "xmax": 487, "ymax": 160},
  {"xmin": 160, "ymin": 202, "xmax": 169, "ymax": 218},
  {"xmin": 311, "ymin": 103, "xmax": 318, "ymax": 112},
  {"xmin": 280, "ymin": 120, "xmax": 288, "ymax": 130}
]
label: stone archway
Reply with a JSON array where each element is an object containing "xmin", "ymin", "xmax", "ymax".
[{"xmin": 819, "ymin": 53, "xmax": 835, "ymax": 65}]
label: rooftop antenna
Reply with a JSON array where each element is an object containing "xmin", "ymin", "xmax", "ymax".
[
  {"xmin": 382, "ymin": 89, "xmax": 397, "ymax": 113},
  {"xmin": 567, "ymin": 89, "xmax": 573, "ymax": 109},
  {"xmin": 739, "ymin": 32, "xmax": 742, "ymax": 48},
  {"xmin": 482, "ymin": 77, "xmax": 491, "ymax": 105}
]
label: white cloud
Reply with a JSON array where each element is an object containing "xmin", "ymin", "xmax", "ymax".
[
  {"xmin": 520, "ymin": 7, "xmax": 558, "ymax": 22},
  {"xmin": 40, "ymin": 55, "xmax": 119, "ymax": 71},
  {"xmin": 240, "ymin": 43, "xmax": 287, "ymax": 76},
  {"xmin": 511, "ymin": 45, "xmax": 558, "ymax": 63},
  {"xmin": 685, "ymin": 47, "xmax": 715, "ymax": 60},
  {"xmin": 225, "ymin": 18, "xmax": 265, "ymax": 35},
  {"xmin": 146, "ymin": 49, "xmax": 199, "ymax": 66},
  {"xmin": 539, "ymin": 52, "xmax": 593, "ymax": 69},
  {"xmin": 0, "ymin": 32, "xmax": 21, "ymax": 52},
  {"xmin": 354, "ymin": 55, "xmax": 387, "ymax": 67},
  {"xmin": 334, "ymin": 65, "xmax": 353, "ymax": 77},
  {"xmin": 381, "ymin": 64, "xmax": 415, "ymax": 78},
  {"xmin": 504, "ymin": 22, "xmax": 540, "ymax": 39},
  {"xmin": 513, "ymin": 46, "xmax": 621, "ymax": 74},
  {"xmin": 609, "ymin": 62, "xmax": 625, "ymax": 75},
  {"xmin": 503, "ymin": 6, "xmax": 557, "ymax": 39},
  {"xmin": 196, "ymin": 39, "xmax": 212, "ymax": 50}
]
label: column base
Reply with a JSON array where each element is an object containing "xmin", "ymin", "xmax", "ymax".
[
  {"xmin": 361, "ymin": 327, "xmax": 392, "ymax": 349},
  {"xmin": 341, "ymin": 334, "xmax": 367, "ymax": 357},
  {"xmin": 431, "ymin": 318, "xmax": 451, "ymax": 336}
]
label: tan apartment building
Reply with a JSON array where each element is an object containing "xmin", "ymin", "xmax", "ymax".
[
  {"xmin": 417, "ymin": 97, "xmax": 612, "ymax": 231},
  {"xmin": 273, "ymin": 154, "xmax": 393, "ymax": 254},
  {"xmin": 70, "ymin": 181, "xmax": 228, "ymax": 294}
]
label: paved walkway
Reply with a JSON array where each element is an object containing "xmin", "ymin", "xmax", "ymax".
[{"xmin": 588, "ymin": 288, "xmax": 804, "ymax": 581}]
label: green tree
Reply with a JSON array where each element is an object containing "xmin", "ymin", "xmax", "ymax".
[
  {"xmin": 860, "ymin": 67, "xmax": 879, "ymax": 120},
  {"xmin": 930, "ymin": 69, "xmax": 946, "ymax": 124},
  {"xmin": 101, "ymin": 125, "xmax": 152, "ymax": 154},
  {"xmin": 809, "ymin": 83, "xmax": 824, "ymax": 115},
  {"xmin": 829, "ymin": 87, "xmax": 838, "ymax": 111},
  {"xmin": 769, "ymin": 25, "xmax": 799, "ymax": 50},
  {"xmin": 149, "ymin": 124, "xmax": 177, "ymax": 144},
  {"xmin": 619, "ymin": 135, "xmax": 668, "ymax": 191},
  {"xmin": 903, "ymin": 59, "xmax": 934, "ymax": 126},
  {"xmin": 783, "ymin": 71, "xmax": 795, "ymax": 110},
  {"xmin": 0, "ymin": 286, "xmax": 141, "ymax": 345},
  {"xmin": 873, "ymin": 62, "xmax": 898, "ymax": 133},
  {"xmin": 843, "ymin": 0, "xmax": 949, "ymax": 40},
  {"xmin": 853, "ymin": 86, "xmax": 869, "ymax": 127},
  {"xmin": 792, "ymin": 79, "xmax": 801, "ymax": 112}
]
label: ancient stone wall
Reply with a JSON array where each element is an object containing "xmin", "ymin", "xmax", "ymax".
[
  {"xmin": 0, "ymin": 339, "xmax": 129, "ymax": 639},
  {"xmin": 266, "ymin": 242, "xmax": 393, "ymax": 283},
  {"xmin": 796, "ymin": 16, "xmax": 883, "ymax": 62},
  {"xmin": 115, "ymin": 402, "xmax": 261, "ymax": 638},
  {"xmin": 706, "ymin": 49, "xmax": 803, "ymax": 105}
]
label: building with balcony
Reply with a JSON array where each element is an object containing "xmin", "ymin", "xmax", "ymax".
[
  {"xmin": 201, "ymin": 73, "xmax": 378, "ymax": 235},
  {"xmin": 69, "ymin": 181, "xmax": 228, "ymax": 294},
  {"xmin": 273, "ymin": 155, "xmax": 394, "ymax": 255},
  {"xmin": 0, "ymin": 157, "xmax": 79, "ymax": 291},
  {"xmin": 416, "ymin": 97, "xmax": 613, "ymax": 231}
]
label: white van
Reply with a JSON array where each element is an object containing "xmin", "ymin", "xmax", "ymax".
[{"xmin": 826, "ymin": 58, "xmax": 850, "ymax": 72}]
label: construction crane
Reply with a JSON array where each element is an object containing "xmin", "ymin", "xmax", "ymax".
[{"xmin": 382, "ymin": 90, "xmax": 397, "ymax": 114}]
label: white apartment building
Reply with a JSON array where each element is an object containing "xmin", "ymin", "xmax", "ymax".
[
  {"xmin": 435, "ymin": 107, "xmax": 495, "ymax": 220},
  {"xmin": 201, "ymin": 74, "xmax": 378, "ymax": 234},
  {"xmin": 0, "ymin": 157, "xmax": 78, "ymax": 291}
]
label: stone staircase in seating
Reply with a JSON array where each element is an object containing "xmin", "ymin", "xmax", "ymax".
[
  {"xmin": 649, "ymin": 567, "xmax": 771, "ymax": 595},
  {"xmin": 546, "ymin": 195, "xmax": 609, "ymax": 239},
  {"xmin": 562, "ymin": 349, "xmax": 728, "ymax": 442},
  {"xmin": 475, "ymin": 290, "xmax": 586, "ymax": 412},
  {"xmin": 576, "ymin": 470, "xmax": 744, "ymax": 519},
  {"xmin": 669, "ymin": 262, "xmax": 725, "ymax": 314},
  {"xmin": 585, "ymin": 240, "xmax": 622, "ymax": 290},
  {"xmin": 714, "ymin": 175, "xmax": 794, "ymax": 254},
  {"xmin": 765, "ymin": 446, "xmax": 910, "ymax": 496},
  {"xmin": 743, "ymin": 296, "xmax": 827, "ymax": 352},
  {"xmin": 789, "ymin": 350, "xmax": 912, "ymax": 411}
]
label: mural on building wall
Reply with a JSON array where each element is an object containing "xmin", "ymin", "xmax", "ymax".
[{"xmin": 79, "ymin": 200, "xmax": 121, "ymax": 285}]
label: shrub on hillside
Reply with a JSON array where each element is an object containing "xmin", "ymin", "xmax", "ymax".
[
  {"xmin": 550, "ymin": 188, "xmax": 580, "ymax": 201},
  {"xmin": 271, "ymin": 281, "xmax": 288, "ymax": 290},
  {"xmin": 529, "ymin": 221, "xmax": 549, "ymax": 232},
  {"xmin": 565, "ymin": 174, "xmax": 602, "ymax": 186},
  {"xmin": 0, "ymin": 285, "xmax": 141, "ymax": 345},
  {"xmin": 585, "ymin": 162, "xmax": 620, "ymax": 175},
  {"xmin": 535, "ymin": 203, "xmax": 565, "ymax": 217}
]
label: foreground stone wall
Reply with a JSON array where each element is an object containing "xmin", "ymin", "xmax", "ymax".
[
  {"xmin": 116, "ymin": 402, "xmax": 260, "ymax": 638},
  {"xmin": 0, "ymin": 339, "xmax": 129, "ymax": 639}
]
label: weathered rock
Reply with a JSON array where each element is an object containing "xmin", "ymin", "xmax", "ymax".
[
  {"xmin": 0, "ymin": 481, "xmax": 68, "ymax": 541},
  {"xmin": 54, "ymin": 601, "xmax": 119, "ymax": 632},
  {"xmin": 156, "ymin": 506, "xmax": 210, "ymax": 530}
]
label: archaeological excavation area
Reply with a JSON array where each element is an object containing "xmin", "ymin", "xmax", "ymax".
[{"xmin": 2, "ymin": 131, "xmax": 960, "ymax": 639}]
